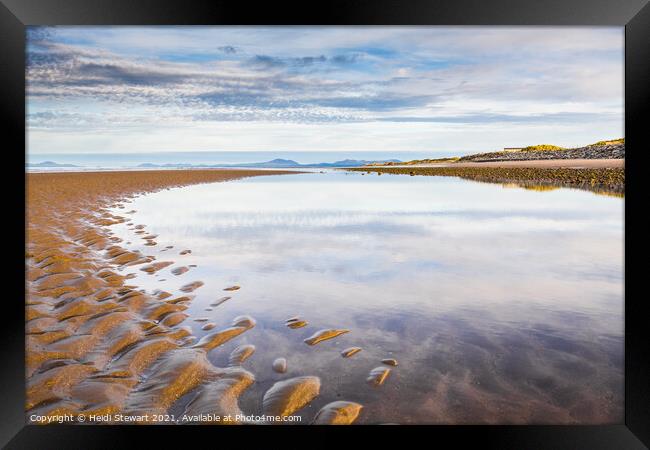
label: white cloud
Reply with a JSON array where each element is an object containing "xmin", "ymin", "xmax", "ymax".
[{"xmin": 27, "ymin": 26, "xmax": 624, "ymax": 154}]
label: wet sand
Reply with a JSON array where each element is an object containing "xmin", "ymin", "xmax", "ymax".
[
  {"xmin": 25, "ymin": 169, "xmax": 306, "ymax": 423},
  {"xmin": 25, "ymin": 168, "xmax": 623, "ymax": 425}
]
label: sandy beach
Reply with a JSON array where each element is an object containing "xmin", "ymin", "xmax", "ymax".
[{"xmin": 26, "ymin": 169, "xmax": 301, "ymax": 422}]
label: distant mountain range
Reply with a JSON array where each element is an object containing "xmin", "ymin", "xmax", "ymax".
[
  {"xmin": 27, "ymin": 161, "xmax": 79, "ymax": 167},
  {"xmin": 26, "ymin": 158, "xmax": 402, "ymax": 169},
  {"xmin": 135, "ymin": 158, "xmax": 402, "ymax": 169}
]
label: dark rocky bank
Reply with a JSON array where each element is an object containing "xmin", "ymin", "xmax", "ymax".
[{"xmin": 458, "ymin": 143, "xmax": 624, "ymax": 162}]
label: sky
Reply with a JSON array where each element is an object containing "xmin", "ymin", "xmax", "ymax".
[{"xmin": 26, "ymin": 26, "xmax": 624, "ymax": 156}]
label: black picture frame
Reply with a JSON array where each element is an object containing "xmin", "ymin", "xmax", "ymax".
[{"xmin": 3, "ymin": 0, "xmax": 648, "ymax": 448}]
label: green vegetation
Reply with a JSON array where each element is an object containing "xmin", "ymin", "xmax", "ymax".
[
  {"xmin": 520, "ymin": 144, "xmax": 566, "ymax": 152},
  {"xmin": 348, "ymin": 166, "xmax": 624, "ymax": 196},
  {"xmin": 591, "ymin": 138, "xmax": 624, "ymax": 146}
]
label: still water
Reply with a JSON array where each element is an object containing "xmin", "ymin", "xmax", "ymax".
[{"xmin": 109, "ymin": 170, "xmax": 624, "ymax": 424}]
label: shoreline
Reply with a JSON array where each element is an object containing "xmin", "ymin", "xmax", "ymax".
[
  {"xmin": 347, "ymin": 165, "xmax": 625, "ymax": 196},
  {"xmin": 366, "ymin": 158, "xmax": 623, "ymax": 169},
  {"xmin": 26, "ymin": 169, "xmax": 298, "ymax": 422}
]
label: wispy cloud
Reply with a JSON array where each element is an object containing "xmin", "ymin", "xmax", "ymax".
[{"xmin": 26, "ymin": 26, "xmax": 623, "ymax": 154}]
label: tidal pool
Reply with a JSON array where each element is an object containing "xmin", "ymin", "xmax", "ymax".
[{"xmin": 109, "ymin": 170, "xmax": 624, "ymax": 424}]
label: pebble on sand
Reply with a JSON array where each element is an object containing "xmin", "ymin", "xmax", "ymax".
[{"xmin": 272, "ymin": 357, "xmax": 287, "ymax": 373}]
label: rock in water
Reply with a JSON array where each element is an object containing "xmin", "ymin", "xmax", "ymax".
[
  {"xmin": 312, "ymin": 401, "xmax": 363, "ymax": 425},
  {"xmin": 262, "ymin": 376, "xmax": 321, "ymax": 417},
  {"xmin": 341, "ymin": 347, "xmax": 362, "ymax": 358},
  {"xmin": 272, "ymin": 358, "xmax": 287, "ymax": 373},
  {"xmin": 367, "ymin": 367, "xmax": 391, "ymax": 386},
  {"xmin": 224, "ymin": 285, "xmax": 240, "ymax": 291},
  {"xmin": 229, "ymin": 344, "xmax": 256, "ymax": 366},
  {"xmin": 201, "ymin": 323, "xmax": 216, "ymax": 331},
  {"xmin": 381, "ymin": 358, "xmax": 398, "ymax": 366},
  {"xmin": 304, "ymin": 329, "xmax": 349, "ymax": 346}
]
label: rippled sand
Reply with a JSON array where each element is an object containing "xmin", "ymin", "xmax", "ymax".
[
  {"xmin": 304, "ymin": 329, "xmax": 350, "ymax": 346},
  {"xmin": 25, "ymin": 169, "xmax": 340, "ymax": 424},
  {"xmin": 312, "ymin": 401, "xmax": 363, "ymax": 425},
  {"xmin": 367, "ymin": 367, "xmax": 391, "ymax": 386},
  {"xmin": 262, "ymin": 376, "xmax": 321, "ymax": 417}
]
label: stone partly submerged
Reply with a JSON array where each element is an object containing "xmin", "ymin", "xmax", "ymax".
[
  {"xmin": 304, "ymin": 329, "xmax": 349, "ymax": 346},
  {"xmin": 312, "ymin": 401, "xmax": 363, "ymax": 425},
  {"xmin": 272, "ymin": 357, "xmax": 287, "ymax": 373},
  {"xmin": 262, "ymin": 376, "xmax": 321, "ymax": 417},
  {"xmin": 381, "ymin": 358, "xmax": 398, "ymax": 366},
  {"xmin": 341, "ymin": 347, "xmax": 362, "ymax": 358},
  {"xmin": 367, "ymin": 367, "xmax": 391, "ymax": 386},
  {"xmin": 228, "ymin": 344, "xmax": 256, "ymax": 366},
  {"xmin": 224, "ymin": 285, "xmax": 240, "ymax": 291}
]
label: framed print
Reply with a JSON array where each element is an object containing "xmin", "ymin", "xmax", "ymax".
[{"xmin": 2, "ymin": 0, "xmax": 649, "ymax": 448}]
